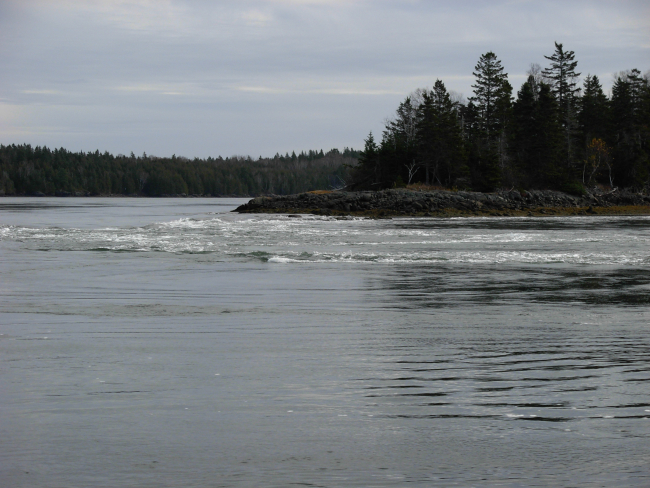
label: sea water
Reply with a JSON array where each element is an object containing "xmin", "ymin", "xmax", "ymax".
[{"xmin": 1, "ymin": 197, "xmax": 649, "ymax": 487}]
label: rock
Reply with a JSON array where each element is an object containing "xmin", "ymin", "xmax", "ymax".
[{"xmin": 232, "ymin": 187, "xmax": 650, "ymax": 217}]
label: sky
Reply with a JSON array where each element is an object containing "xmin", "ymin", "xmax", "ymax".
[{"xmin": 1, "ymin": 0, "xmax": 648, "ymax": 158}]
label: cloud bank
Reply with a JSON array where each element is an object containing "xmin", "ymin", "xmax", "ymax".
[{"xmin": 1, "ymin": 0, "xmax": 648, "ymax": 157}]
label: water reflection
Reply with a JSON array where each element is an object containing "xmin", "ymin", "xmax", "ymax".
[
  {"xmin": 354, "ymin": 259, "xmax": 650, "ymax": 454},
  {"xmin": 394, "ymin": 215, "xmax": 650, "ymax": 231},
  {"xmin": 374, "ymin": 265, "xmax": 650, "ymax": 307}
]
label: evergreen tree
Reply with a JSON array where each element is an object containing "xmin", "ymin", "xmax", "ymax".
[
  {"xmin": 624, "ymin": 69, "xmax": 646, "ymax": 111},
  {"xmin": 459, "ymin": 101, "xmax": 481, "ymax": 143},
  {"xmin": 416, "ymin": 80, "xmax": 467, "ymax": 186},
  {"xmin": 511, "ymin": 77, "xmax": 538, "ymax": 184},
  {"xmin": 376, "ymin": 96, "xmax": 422, "ymax": 187},
  {"xmin": 387, "ymin": 97, "xmax": 419, "ymax": 151},
  {"xmin": 512, "ymin": 81, "xmax": 563, "ymax": 188},
  {"xmin": 610, "ymin": 70, "xmax": 650, "ymax": 188},
  {"xmin": 351, "ymin": 132, "xmax": 379, "ymax": 188},
  {"xmin": 467, "ymin": 52, "xmax": 511, "ymax": 189},
  {"xmin": 469, "ymin": 52, "xmax": 509, "ymax": 140},
  {"xmin": 525, "ymin": 63, "xmax": 545, "ymax": 101},
  {"xmin": 494, "ymin": 79, "xmax": 514, "ymax": 184},
  {"xmin": 459, "ymin": 101, "xmax": 482, "ymax": 187},
  {"xmin": 579, "ymin": 75, "xmax": 609, "ymax": 144},
  {"xmin": 542, "ymin": 42, "xmax": 581, "ymax": 169},
  {"xmin": 534, "ymin": 83, "xmax": 565, "ymax": 186}
]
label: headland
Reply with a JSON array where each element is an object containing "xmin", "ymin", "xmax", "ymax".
[{"xmin": 234, "ymin": 188, "xmax": 650, "ymax": 218}]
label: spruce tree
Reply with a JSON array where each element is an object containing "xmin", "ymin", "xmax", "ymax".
[
  {"xmin": 542, "ymin": 42, "xmax": 581, "ymax": 169},
  {"xmin": 512, "ymin": 80, "xmax": 563, "ymax": 188},
  {"xmin": 416, "ymin": 80, "xmax": 467, "ymax": 186},
  {"xmin": 380, "ymin": 96, "xmax": 421, "ymax": 187},
  {"xmin": 534, "ymin": 83, "xmax": 565, "ymax": 187},
  {"xmin": 579, "ymin": 75, "xmax": 609, "ymax": 144},
  {"xmin": 610, "ymin": 70, "xmax": 650, "ymax": 188},
  {"xmin": 387, "ymin": 97, "xmax": 419, "ymax": 151},
  {"xmin": 512, "ymin": 77, "xmax": 538, "ymax": 184},
  {"xmin": 469, "ymin": 52, "xmax": 509, "ymax": 139},
  {"xmin": 351, "ymin": 132, "xmax": 379, "ymax": 188},
  {"xmin": 494, "ymin": 79, "xmax": 514, "ymax": 184},
  {"xmin": 468, "ymin": 51, "xmax": 511, "ymax": 189}
]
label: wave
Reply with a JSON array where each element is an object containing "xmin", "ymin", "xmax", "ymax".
[{"xmin": 2, "ymin": 215, "xmax": 650, "ymax": 266}]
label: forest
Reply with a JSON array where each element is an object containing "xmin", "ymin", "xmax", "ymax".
[
  {"xmin": 351, "ymin": 42, "xmax": 650, "ymax": 194},
  {"xmin": 0, "ymin": 146, "xmax": 357, "ymax": 197}
]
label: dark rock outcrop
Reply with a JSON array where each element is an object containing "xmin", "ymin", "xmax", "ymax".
[{"xmin": 234, "ymin": 188, "xmax": 650, "ymax": 217}]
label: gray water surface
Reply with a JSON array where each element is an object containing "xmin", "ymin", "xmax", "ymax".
[{"xmin": 1, "ymin": 198, "xmax": 649, "ymax": 487}]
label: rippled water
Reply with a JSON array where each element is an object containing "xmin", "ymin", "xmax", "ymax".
[{"xmin": 1, "ymin": 197, "xmax": 649, "ymax": 487}]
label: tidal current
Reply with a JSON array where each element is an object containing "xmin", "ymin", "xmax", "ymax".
[{"xmin": 1, "ymin": 197, "xmax": 649, "ymax": 487}]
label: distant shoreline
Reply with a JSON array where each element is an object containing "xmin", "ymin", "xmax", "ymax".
[{"xmin": 234, "ymin": 188, "xmax": 650, "ymax": 218}]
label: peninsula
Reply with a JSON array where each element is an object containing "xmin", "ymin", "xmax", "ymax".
[{"xmin": 234, "ymin": 188, "xmax": 650, "ymax": 218}]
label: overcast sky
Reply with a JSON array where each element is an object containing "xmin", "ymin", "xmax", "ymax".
[{"xmin": 1, "ymin": 0, "xmax": 648, "ymax": 158}]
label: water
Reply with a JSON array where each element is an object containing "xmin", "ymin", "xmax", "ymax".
[{"xmin": 1, "ymin": 197, "xmax": 649, "ymax": 487}]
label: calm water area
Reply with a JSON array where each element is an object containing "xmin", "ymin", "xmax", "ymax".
[{"xmin": 1, "ymin": 197, "xmax": 649, "ymax": 487}]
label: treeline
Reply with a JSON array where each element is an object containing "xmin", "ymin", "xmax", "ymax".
[
  {"xmin": 352, "ymin": 42, "xmax": 650, "ymax": 193},
  {"xmin": 0, "ymin": 146, "xmax": 358, "ymax": 196}
]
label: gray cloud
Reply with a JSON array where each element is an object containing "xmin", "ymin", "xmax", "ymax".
[{"xmin": 1, "ymin": 0, "xmax": 648, "ymax": 157}]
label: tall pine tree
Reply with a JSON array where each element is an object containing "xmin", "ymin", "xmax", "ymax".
[
  {"xmin": 579, "ymin": 75, "xmax": 609, "ymax": 144},
  {"xmin": 512, "ymin": 80, "xmax": 563, "ymax": 188},
  {"xmin": 469, "ymin": 52, "xmax": 510, "ymax": 139},
  {"xmin": 416, "ymin": 80, "xmax": 467, "ymax": 186},
  {"xmin": 610, "ymin": 70, "xmax": 650, "ymax": 188},
  {"xmin": 352, "ymin": 132, "xmax": 380, "ymax": 188},
  {"xmin": 542, "ymin": 42, "xmax": 581, "ymax": 171},
  {"xmin": 468, "ymin": 52, "xmax": 511, "ymax": 190}
]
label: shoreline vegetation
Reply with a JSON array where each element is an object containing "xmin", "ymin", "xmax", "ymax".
[
  {"xmin": 234, "ymin": 187, "xmax": 650, "ymax": 218},
  {"xmin": 2, "ymin": 43, "xmax": 648, "ymax": 209},
  {"xmin": 0, "ymin": 144, "xmax": 357, "ymax": 198},
  {"xmin": 346, "ymin": 44, "xmax": 649, "ymax": 197}
]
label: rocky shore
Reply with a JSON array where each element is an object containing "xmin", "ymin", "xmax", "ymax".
[{"xmin": 234, "ymin": 188, "xmax": 650, "ymax": 218}]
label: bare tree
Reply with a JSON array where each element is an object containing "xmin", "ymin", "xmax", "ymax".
[
  {"xmin": 404, "ymin": 160, "xmax": 419, "ymax": 184},
  {"xmin": 385, "ymin": 97, "xmax": 419, "ymax": 150},
  {"xmin": 449, "ymin": 90, "xmax": 465, "ymax": 106},
  {"xmin": 583, "ymin": 138, "xmax": 611, "ymax": 187},
  {"xmin": 526, "ymin": 63, "xmax": 545, "ymax": 100},
  {"xmin": 330, "ymin": 175, "xmax": 347, "ymax": 191},
  {"xmin": 408, "ymin": 88, "xmax": 428, "ymax": 109},
  {"xmin": 138, "ymin": 172, "xmax": 148, "ymax": 191}
]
